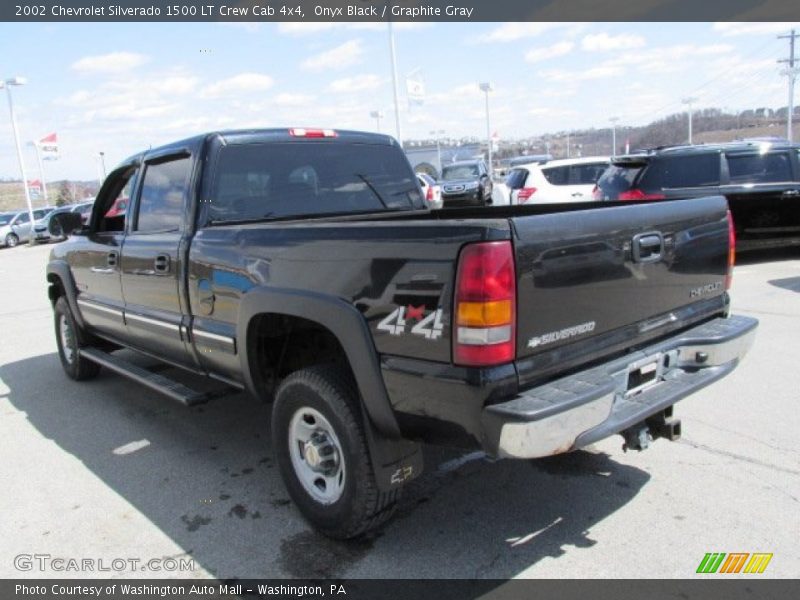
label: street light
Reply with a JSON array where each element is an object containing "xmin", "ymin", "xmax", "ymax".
[
  {"xmin": 0, "ymin": 76, "xmax": 37, "ymax": 245},
  {"xmin": 99, "ymin": 152, "xmax": 107, "ymax": 179},
  {"xmin": 369, "ymin": 110, "xmax": 384, "ymax": 133},
  {"xmin": 682, "ymin": 97, "xmax": 698, "ymax": 144},
  {"xmin": 430, "ymin": 129, "xmax": 445, "ymax": 177},
  {"xmin": 609, "ymin": 117, "xmax": 619, "ymax": 157},
  {"xmin": 479, "ymin": 82, "xmax": 494, "ymax": 175}
]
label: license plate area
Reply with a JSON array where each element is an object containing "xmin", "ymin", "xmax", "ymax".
[{"xmin": 625, "ymin": 354, "xmax": 663, "ymax": 396}]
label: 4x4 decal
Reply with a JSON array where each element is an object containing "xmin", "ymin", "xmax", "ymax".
[{"xmin": 377, "ymin": 305, "xmax": 444, "ymax": 340}]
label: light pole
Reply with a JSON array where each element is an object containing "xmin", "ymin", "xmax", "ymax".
[
  {"xmin": 479, "ymin": 82, "xmax": 494, "ymax": 175},
  {"xmin": 99, "ymin": 152, "xmax": 107, "ymax": 179},
  {"xmin": 430, "ymin": 129, "xmax": 445, "ymax": 177},
  {"xmin": 682, "ymin": 97, "xmax": 698, "ymax": 144},
  {"xmin": 370, "ymin": 110, "xmax": 384, "ymax": 133},
  {"xmin": 1, "ymin": 76, "xmax": 36, "ymax": 245},
  {"xmin": 609, "ymin": 117, "xmax": 619, "ymax": 156},
  {"xmin": 387, "ymin": 22, "xmax": 402, "ymax": 144}
]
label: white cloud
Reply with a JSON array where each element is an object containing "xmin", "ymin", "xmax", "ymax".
[
  {"xmin": 581, "ymin": 33, "xmax": 646, "ymax": 52},
  {"xmin": 478, "ymin": 22, "xmax": 570, "ymax": 44},
  {"xmin": 327, "ymin": 74, "xmax": 384, "ymax": 93},
  {"xmin": 202, "ymin": 73, "xmax": 274, "ymax": 98},
  {"xmin": 713, "ymin": 22, "xmax": 799, "ymax": 37},
  {"xmin": 525, "ymin": 41, "xmax": 574, "ymax": 63},
  {"xmin": 272, "ymin": 93, "xmax": 316, "ymax": 106},
  {"xmin": 540, "ymin": 65, "xmax": 625, "ymax": 82},
  {"xmin": 301, "ymin": 40, "xmax": 363, "ymax": 71},
  {"xmin": 71, "ymin": 52, "xmax": 149, "ymax": 73}
]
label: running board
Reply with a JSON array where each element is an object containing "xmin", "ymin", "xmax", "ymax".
[{"xmin": 79, "ymin": 347, "xmax": 213, "ymax": 406}]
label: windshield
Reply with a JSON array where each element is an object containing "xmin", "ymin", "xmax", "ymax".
[
  {"xmin": 441, "ymin": 165, "xmax": 479, "ymax": 180},
  {"xmin": 0, "ymin": 213, "xmax": 14, "ymax": 226},
  {"xmin": 209, "ymin": 142, "xmax": 422, "ymax": 223}
]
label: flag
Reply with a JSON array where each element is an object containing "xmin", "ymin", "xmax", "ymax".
[
  {"xmin": 406, "ymin": 71, "xmax": 425, "ymax": 107},
  {"xmin": 38, "ymin": 132, "xmax": 59, "ymax": 160}
]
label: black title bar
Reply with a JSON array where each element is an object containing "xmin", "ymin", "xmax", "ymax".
[{"xmin": 5, "ymin": 0, "xmax": 800, "ymax": 22}]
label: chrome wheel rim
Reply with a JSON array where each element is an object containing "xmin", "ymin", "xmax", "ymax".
[
  {"xmin": 288, "ymin": 406, "xmax": 345, "ymax": 505},
  {"xmin": 58, "ymin": 314, "xmax": 75, "ymax": 364}
]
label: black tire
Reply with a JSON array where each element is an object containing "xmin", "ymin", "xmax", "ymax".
[
  {"xmin": 54, "ymin": 296, "xmax": 101, "ymax": 381},
  {"xmin": 5, "ymin": 233, "xmax": 18, "ymax": 248},
  {"xmin": 272, "ymin": 366, "xmax": 400, "ymax": 539}
]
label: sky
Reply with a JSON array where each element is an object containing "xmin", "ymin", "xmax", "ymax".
[{"xmin": 0, "ymin": 20, "xmax": 799, "ymax": 181}]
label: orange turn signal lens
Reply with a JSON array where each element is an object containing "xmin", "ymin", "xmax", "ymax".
[{"xmin": 457, "ymin": 300, "xmax": 512, "ymax": 327}]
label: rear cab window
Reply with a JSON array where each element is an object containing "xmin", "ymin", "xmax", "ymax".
[{"xmin": 208, "ymin": 142, "xmax": 421, "ymax": 223}]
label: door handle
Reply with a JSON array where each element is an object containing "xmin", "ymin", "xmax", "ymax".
[
  {"xmin": 632, "ymin": 232, "xmax": 664, "ymax": 263},
  {"xmin": 154, "ymin": 254, "xmax": 170, "ymax": 273},
  {"xmin": 107, "ymin": 251, "xmax": 118, "ymax": 267}
]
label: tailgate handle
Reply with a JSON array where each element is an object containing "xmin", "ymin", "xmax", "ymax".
[{"xmin": 632, "ymin": 232, "xmax": 664, "ymax": 263}]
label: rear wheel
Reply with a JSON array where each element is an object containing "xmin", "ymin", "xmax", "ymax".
[
  {"xmin": 5, "ymin": 233, "xmax": 18, "ymax": 248},
  {"xmin": 54, "ymin": 296, "xmax": 100, "ymax": 380},
  {"xmin": 272, "ymin": 366, "xmax": 400, "ymax": 539}
]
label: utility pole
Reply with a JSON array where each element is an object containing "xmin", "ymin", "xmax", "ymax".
[
  {"xmin": 682, "ymin": 97, "xmax": 698, "ymax": 144},
  {"xmin": 609, "ymin": 117, "xmax": 619, "ymax": 156},
  {"xmin": 779, "ymin": 29, "xmax": 800, "ymax": 142}
]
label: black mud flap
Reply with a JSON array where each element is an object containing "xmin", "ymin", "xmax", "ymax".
[{"xmin": 362, "ymin": 413, "xmax": 423, "ymax": 492}]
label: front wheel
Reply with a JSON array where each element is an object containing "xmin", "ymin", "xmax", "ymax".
[
  {"xmin": 5, "ymin": 233, "xmax": 18, "ymax": 248},
  {"xmin": 54, "ymin": 296, "xmax": 101, "ymax": 380},
  {"xmin": 272, "ymin": 366, "xmax": 400, "ymax": 539}
]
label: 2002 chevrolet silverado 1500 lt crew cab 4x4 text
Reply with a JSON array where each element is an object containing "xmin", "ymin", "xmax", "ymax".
[{"xmin": 46, "ymin": 128, "xmax": 757, "ymax": 538}]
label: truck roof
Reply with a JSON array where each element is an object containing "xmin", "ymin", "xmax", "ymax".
[{"xmin": 121, "ymin": 128, "xmax": 399, "ymax": 167}]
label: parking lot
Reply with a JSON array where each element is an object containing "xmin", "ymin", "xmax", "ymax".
[{"xmin": 1, "ymin": 241, "xmax": 798, "ymax": 580}]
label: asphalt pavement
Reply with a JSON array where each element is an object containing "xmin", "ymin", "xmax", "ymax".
[{"xmin": 1, "ymin": 241, "xmax": 798, "ymax": 580}]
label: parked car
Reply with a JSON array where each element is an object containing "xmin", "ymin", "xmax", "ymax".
[
  {"xmin": 416, "ymin": 173, "xmax": 442, "ymax": 209},
  {"xmin": 47, "ymin": 127, "xmax": 755, "ymax": 539},
  {"xmin": 593, "ymin": 141, "xmax": 800, "ymax": 249},
  {"xmin": 440, "ymin": 159, "xmax": 493, "ymax": 207},
  {"xmin": 0, "ymin": 211, "xmax": 33, "ymax": 247},
  {"xmin": 506, "ymin": 156, "xmax": 609, "ymax": 205}
]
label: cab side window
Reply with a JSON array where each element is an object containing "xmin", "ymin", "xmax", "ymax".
[
  {"xmin": 96, "ymin": 167, "xmax": 138, "ymax": 233},
  {"xmin": 134, "ymin": 157, "xmax": 191, "ymax": 233}
]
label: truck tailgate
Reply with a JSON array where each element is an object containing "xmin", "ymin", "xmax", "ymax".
[{"xmin": 511, "ymin": 196, "xmax": 731, "ymax": 363}]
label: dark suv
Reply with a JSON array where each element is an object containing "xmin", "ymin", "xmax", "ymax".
[
  {"xmin": 440, "ymin": 159, "xmax": 493, "ymax": 207},
  {"xmin": 594, "ymin": 141, "xmax": 800, "ymax": 249}
]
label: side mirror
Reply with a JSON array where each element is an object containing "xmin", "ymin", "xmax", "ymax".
[{"xmin": 50, "ymin": 212, "xmax": 85, "ymax": 237}]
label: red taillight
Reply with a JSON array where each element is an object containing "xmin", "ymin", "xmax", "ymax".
[
  {"xmin": 426, "ymin": 185, "xmax": 434, "ymax": 202},
  {"xmin": 618, "ymin": 188, "xmax": 666, "ymax": 201},
  {"xmin": 454, "ymin": 241, "xmax": 516, "ymax": 367},
  {"xmin": 726, "ymin": 210, "xmax": 736, "ymax": 290},
  {"xmin": 517, "ymin": 187, "xmax": 537, "ymax": 204},
  {"xmin": 289, "ymin": 128, "xmax": 337, "ymax": 138}
]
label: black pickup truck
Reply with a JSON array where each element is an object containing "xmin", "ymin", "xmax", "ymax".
[{"xmin": 47, "ymin": 128, "xmax": 757, "ymax": 539}]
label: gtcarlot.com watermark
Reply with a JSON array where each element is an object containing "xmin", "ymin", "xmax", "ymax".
[{"xmin": 14, "ymin": 553, "xmax": 195, "ymax": 573}]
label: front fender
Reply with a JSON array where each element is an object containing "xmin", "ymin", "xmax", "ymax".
[
  {"xmin": 236, "ymin": 287, "xmax": 401, "ymax": 439},
  {"xmin": 46, "ymin": 260, "xmax": 85, "ymax": 329}
]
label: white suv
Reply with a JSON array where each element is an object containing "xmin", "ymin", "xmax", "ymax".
[{"xmin": 506, "ymin": 156, "xmax": 609, "ymax": 205}]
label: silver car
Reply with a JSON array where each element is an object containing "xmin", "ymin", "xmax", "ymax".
[{"xmin": 0, "ymin": 207, "xmax": 55, "ymax": 247}]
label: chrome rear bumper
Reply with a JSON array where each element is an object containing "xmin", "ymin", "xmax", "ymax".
[{"xmin": 481, "ymin": 315, "xmax": 758, "ymax": 458}]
